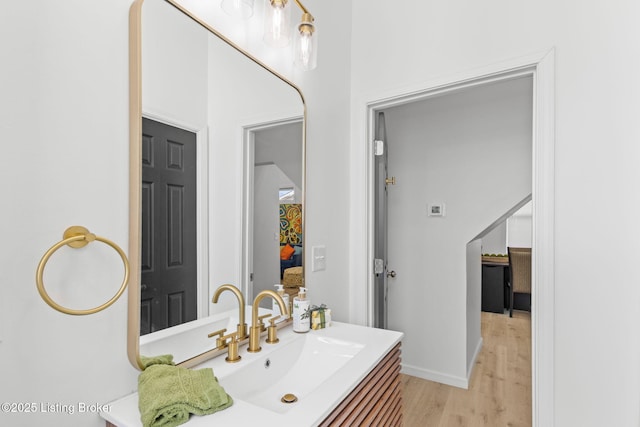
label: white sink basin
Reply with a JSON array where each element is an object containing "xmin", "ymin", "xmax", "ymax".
[{"xmin": 221, "ymin": 334, "xmax": 364, "ymax": 413}]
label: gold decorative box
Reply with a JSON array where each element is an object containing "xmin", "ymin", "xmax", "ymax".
[{"xmin": 311, "ymin": 308, "xmax": 331, "ymax": 330}]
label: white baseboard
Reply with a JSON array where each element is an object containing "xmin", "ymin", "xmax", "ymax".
[
  {"xmin": 401, "ymin": 363, "xmax": 470, "ymax": 389},
  {"xmin": 401, "ymin": 337, "xmax": 483, "ymax": 390},
  {"xmin": 467, "ymin": 337, "xmax": 483, "ymax": 379}
]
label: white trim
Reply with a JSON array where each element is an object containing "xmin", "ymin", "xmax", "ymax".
[
  {"xmin": 531, "ymin": 50, "xmax": 555, "ymax": 427},
  {"xmin": 401, "ymin": 363, "xmax": 470, "ymax": 389},
  {"xmin": 467, "ymin": 337, "xmax": 484, "ymax": 381},
  {"xmin": 354, "ymin": 49, "xmax": 555, "ymax": 426},
  {"xmin": 142, "ymin": 108, "xmax": 203, "ymax": 134},
  {"xmin": 242, "ymin": 129, "xmax": 256, "ymax": 303},
  {"xmin": 197, "ymin": 127, "xmax": 210, "ymax": 319},
  {"xmin": 240, "ymin": 114, "xmax": 304, "ymax": 131}
]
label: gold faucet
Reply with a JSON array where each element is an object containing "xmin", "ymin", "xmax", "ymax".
[
  {"xmin": 207, "ymin": 328, "xmax": 228, "ymax": 349},
  {"xmin": 212, "ymin": 284, "xmax": 247, "ymax": 340},
  {"xmin": 248, "ymin": 290, "xmax": 288, "ymax": 353}
]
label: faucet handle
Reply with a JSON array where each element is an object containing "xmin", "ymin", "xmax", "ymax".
[
  {"xmin": 268, "ymin": 315, "xmax": 281, "ymax": 325},
  {"xmin": 257, "ymin": 313, "xmax": 271, "ymax": 331},
  {"xmin": 222, "ymin": 332, "xmax": 241, "ymax": 363},
  {"xmin": 266, "ymin": 315, "xmax": 281, "ymax": 344},
  {"xmin": 207, "ymin": 328, "xmax": 228, "ymax": 349}
]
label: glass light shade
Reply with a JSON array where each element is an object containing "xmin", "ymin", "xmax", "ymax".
[
  {"xmin": 221, "ymin": 0, "xmax": 255, "ymax": 19},
  {"xmin": 263, "ymin": 0, "xmax": 291, "ymax": 47},
  {"xmin": 294, "ymin": 23, "xmax": 317, "ymax": 70}
]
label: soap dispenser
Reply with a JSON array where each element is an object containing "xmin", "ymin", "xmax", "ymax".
[
  {"xmin": 273, "ymin": 284, "xmax": 289, "ymax": 323},
  {"xmin": 292, "ymin": 287, "xmax": 310, "ymax": 333}
]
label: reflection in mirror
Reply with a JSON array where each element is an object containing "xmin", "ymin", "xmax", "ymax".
[
  {"xmin": 128, "ymin": 0, "xmax": 305, "ymax": 369},
  {"xmin": 250, "ymin": 121, "xmax": 304, "ymax": 307}
]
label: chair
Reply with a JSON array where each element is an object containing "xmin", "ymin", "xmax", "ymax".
[{"xmin": 508, "ymin": 247, "xmax": 531, "ymax": 317}]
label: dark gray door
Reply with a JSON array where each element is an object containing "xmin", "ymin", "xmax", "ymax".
[
  {"xmin": 140, "ymin": 118, "xmax": 197, "ymax": 335},
  {"xmin": 374, "ymin": 112, "xmax": 391, "ymax": 329}
]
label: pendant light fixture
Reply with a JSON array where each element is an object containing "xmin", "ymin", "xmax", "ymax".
[
  {"xmin": 221, "ymin": 0, "xmax": 318, "ymax": 70},
  {"xmin": 292, "ymin": 6, "xmax": 316, "ymax": 70},
  {"xmin": 263, "ymin": 0, "xmax": 292, "ymax": 47},
  {"xmin": 221, "ymin": 0, "xmax": 255, "ymax": 19},
  {"xmin": 262, "ymin": 0, "xmax": 317, "ymax": 70}
]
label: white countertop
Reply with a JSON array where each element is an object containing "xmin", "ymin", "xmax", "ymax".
[{"xmin": 101, "ymin": 321, "xmax": 402, "ymax": 427}]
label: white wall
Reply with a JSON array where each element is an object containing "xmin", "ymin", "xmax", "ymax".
[
  {"xmin": 483, "ymin": 202, "xmax": 532, "ymax": 253},
  {"xmin": 383, "ymin": 77, "xmax": 532, "ymax": 385},
  {"xmin": 254, "ymin": 122, "xmax": 303, "ymax": 192},
  {"xmin": 1, "ymin": 1, "xmax": 136, "ymax": 426},
  {"xmin": 482, "ymin": 221, "xmax": 507, "ymax": 254},
  {"xmin": 350, "ymin": 0, "xmax": 640, "ymax": 425},
  {"xmin": 507, "ymin": 201, "xmax": 532, "ymax": 248},
  {"xmin": 288, "ymin": 3, "xmax": 353, "ymax": 320},
  {"xmin": 466, "ymin": 240, "xmax": 483, "ymax": 377},
  {"xmin": 142, "ymin": 0, "xmax": 208, "ymax": 128}
]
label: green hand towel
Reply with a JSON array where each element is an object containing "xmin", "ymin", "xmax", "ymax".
[
  {"xmin": 138, "ymin": 356, "xmax": 233, "ymax": 427},
  {"xmin": 140, "ymin": 354, "xmax": 176, "ymax": 369}
]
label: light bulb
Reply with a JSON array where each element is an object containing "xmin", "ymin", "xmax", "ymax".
[
  {"xmin": 294, "ymin": 20, "xmax": 317, "ymax": 70},
  {"xmin": 221, "ymin": 0, "xmax": 254, "ymax": 19},
  {"xmin": 299, "ymin": 32, "xmax": 313, "ymax": 67},
  {"xmin": 263, "ymin": 0, "xmax": 291, "ymax": 48}
]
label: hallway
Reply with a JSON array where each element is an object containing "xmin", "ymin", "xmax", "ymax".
[{"xmin": 402, "ymin": 311, "xmax": 531, "ymax": 426}]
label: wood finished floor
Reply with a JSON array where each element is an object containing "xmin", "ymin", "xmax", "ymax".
[{"xmin": 401, "ymin": 311, "xmax": 531, "ymax": 427}]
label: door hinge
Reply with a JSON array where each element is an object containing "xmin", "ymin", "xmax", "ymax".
[
  {"xmin": 374, "ymin": 140, "xmax": 384, "ymax": 156},
  {"xmin": 374, "ymin": 258, "xmax": 384, "ymax": 275}
]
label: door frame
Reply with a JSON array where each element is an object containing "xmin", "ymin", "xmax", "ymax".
[
  {"xmin": 241, "ymin": 115, "xmax": 305, "ymax": 302},
  {"xmin": 358, "ymin": 49, "xmax": 555, "ymax": 426},
  {"xmin": 373, "ymin": 111, "xmax": 390, "ymax": 330}
]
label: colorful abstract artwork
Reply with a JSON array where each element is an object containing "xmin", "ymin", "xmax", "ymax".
[{"xmin": 280, "ymin": 204, "xmax": 303, "ymax": 245}]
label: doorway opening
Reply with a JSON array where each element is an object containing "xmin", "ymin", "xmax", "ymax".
[
  {"xmin": 241, "ymin": 117, "xmax": 304, "ymax": 305},
  {"xmin": 363, "ymin": 51, "xmax": 555, "ymax": 425}
]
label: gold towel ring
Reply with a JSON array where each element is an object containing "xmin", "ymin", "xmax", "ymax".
[{"xmin": 36, "ymin": 226, "xmax": 130, "ymax": 316}]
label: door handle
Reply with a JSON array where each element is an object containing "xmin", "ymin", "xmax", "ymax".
[{"xmin": 387, "ymin": 270, "xmax": 396, "ymax": 278}]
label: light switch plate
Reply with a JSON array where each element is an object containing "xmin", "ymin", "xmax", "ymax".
[{"xmin": 312, "ymin": 245, "xmax": 326, "ymax": 272}]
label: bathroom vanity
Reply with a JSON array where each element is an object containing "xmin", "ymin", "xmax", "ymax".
[{"xmin": 101, "ymin": 321, "xmax": 403, "ymax": 426}]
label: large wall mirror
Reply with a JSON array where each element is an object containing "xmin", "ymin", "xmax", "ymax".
[{"xmin": 128, "ymin": 0, "xmax": 305, "ymax": 370}]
